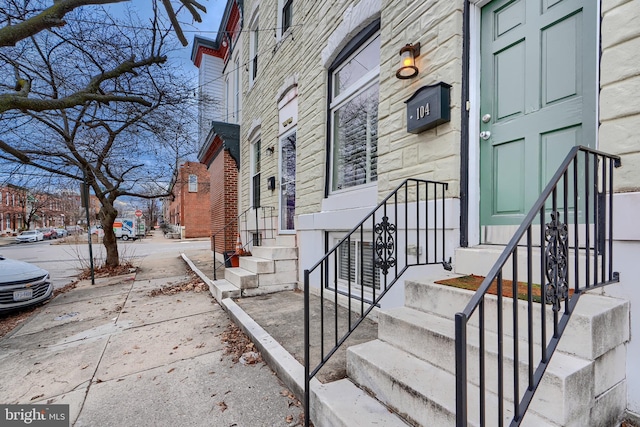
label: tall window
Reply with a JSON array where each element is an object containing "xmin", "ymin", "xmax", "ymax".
[
  {"xmin": 252, "ymin": 140, "xmax": 261, "ymax": 208},
  {"xmin": 188, "ymin": 174, "xmax": 198, "ymax": 192},
  {"xmin": 329, "ymin": 28, "xmax": 380, "ymax": 192},
  {"xmin": 234, "ymin": 57, "xmax": 240, "ymax": 123},
  {"xmin": 225, "ymin": 77, "xmax": 230, "ymax": 122},
  {"xmin": 250, "ymin": 24, "xmax": 259, "ymax": 84},
  {"xmin": 282, "ymin": 0, "xmax": 293, "ymax": 34}
]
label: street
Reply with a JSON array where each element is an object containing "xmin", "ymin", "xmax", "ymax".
[{"xmin": 0, "ymin": 233, "xmax": 211, "ymax": 289}]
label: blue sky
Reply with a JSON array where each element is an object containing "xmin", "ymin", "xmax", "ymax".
[{"xmin": 109, "ymin": 1, "xmax": 228, "ymax": 78}]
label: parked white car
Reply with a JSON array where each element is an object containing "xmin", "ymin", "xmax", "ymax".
[
  {"xmin": 15, "ymin": 230, "xmax": 44, "ymax": 243},
  {"xmin": 0, "ymin": 255, "xmax": 52, "ymax": 312}
]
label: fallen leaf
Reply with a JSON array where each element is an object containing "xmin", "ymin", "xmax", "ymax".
[
  {"xmin": 30, "ymin": 394, "xmax": 44, "ymax": 401},
  {"xmin": 217, "ymin": 401, "xmax": 228, "ymax": 412},
  {"xmin": 167, "ymin": 368, "xmax": 175, "ymax": 374},
  {"xmin": 286, "ymin": 415, "xmax": 293, "ymax": 423}
]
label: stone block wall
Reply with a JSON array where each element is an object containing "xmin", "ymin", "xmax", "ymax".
[
  {"xmin": 239, "ymin": 0, "xmax": 464, "ymax": 218},
  {"xmin": 600, "ymin": 0, "xmax": 640, "ymax": 192}
]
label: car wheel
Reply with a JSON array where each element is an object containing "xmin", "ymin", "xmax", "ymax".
[{"xmin": 122, "ymin": 235, "xmax": 129, "ymax": 241}]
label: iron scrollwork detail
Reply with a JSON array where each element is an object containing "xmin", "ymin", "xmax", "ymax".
[
  {"xmin": 374, "ymin": 216, "xmax": 396, "ymax": 275},
  {"xmin": 544, "ymin": 211, "xmax": 569, "ymax": 312}
]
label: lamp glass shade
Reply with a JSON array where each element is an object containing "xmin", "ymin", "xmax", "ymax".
[{"xmin": 396, "ymin": 44, "xmax": 419, "ymax": 79}]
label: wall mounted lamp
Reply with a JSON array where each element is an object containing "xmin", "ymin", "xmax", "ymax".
[
  {"xmin": 396, "ymin": 42, "xmax": 421, "ymax": 80},
  {"xmin": 266, "ymin": 146, "xmax": 275, "ymax": 155}
]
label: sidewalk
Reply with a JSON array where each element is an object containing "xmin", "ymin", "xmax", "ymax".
[
  {"xmin": 181, "ymin": 249, "xmax": 379, "ymax": 398},
  {"xmin": 0, "ymin": 235, "xmax": 305, "ymax": 426}
]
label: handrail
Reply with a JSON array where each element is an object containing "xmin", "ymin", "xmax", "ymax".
[
  {"xmin": 455, "ymin": 146, "xmax": 621, "ymax": 426},
  {"xmin": 211, "ymin": 206, "xmax": 275, "ymax": 280},
  {"xmin": 303, "ymin": 178, "xmax": 451, "ymax": 427}
]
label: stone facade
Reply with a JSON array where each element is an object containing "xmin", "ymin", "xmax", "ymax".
[
  {"xmin": 203, "ymin": 0, "xmax": 640, "ymax": 417},
  {"xmin": 599, "ymin": 0, "xmax": 640, "ymax": 416}
]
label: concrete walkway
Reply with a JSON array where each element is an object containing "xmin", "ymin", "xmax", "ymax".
[
  {"xmin": 0, "ymin": 237, "xmax": 304, "ymax": 426},
  {"xmin": 181, "ymin": 249, "xmax": 379, "ymax": 401}
]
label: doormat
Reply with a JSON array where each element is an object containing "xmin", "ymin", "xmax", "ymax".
[{"xmin": 434, "ymin": 275, "xmax": 574, "ymax": 304}]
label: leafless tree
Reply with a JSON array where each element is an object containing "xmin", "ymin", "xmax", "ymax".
[
  {"xmin": 0, "ymin": 0, "xmax": 205, "ymax": 115},
  {"xmin": 0, "ymin": 5, "xmax": 202, "ymax": 266}
]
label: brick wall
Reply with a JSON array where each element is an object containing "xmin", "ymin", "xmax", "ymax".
[
  {"xmin": 169, "ymin": 161, "xmax": 211, "ymax": 238},
  {"xmin": 208, "ymin": 150, "xmax": 238, "ymax": 253}
]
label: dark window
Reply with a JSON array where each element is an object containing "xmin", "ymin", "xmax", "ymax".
[{"xmin": 282, "ymin": 0, "xmax": 293, "ymax": 33}]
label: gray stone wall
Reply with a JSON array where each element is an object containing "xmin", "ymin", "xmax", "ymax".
[
  {"xmin": 239, "ymin": 0, "xmax": 464, "ymax": 217},
  {"xmin": 600, "ymin": 0, "xmax": 640, "ymax": 192}
]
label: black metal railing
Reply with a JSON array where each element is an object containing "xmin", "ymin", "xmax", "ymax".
[
  {"xmin": 211, "ymin": 206, "xmax": 275, "ymax": 280},
  {"xmin": 303, "ymin": 178, "xmax": 451, "ymax": 427},
  {"xmin": 455, "ymin": 146, "xmax": 621, "ymax": 426}
]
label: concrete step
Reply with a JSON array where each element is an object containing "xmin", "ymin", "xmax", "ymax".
[
  {"xmin": 404, "ymin": 280, "xmax": 629, "ymax": 360},
  {"xmin": 347, "ymin": 340, "xmax": 555, "ymax": 427},
  {"xmin": 454, "ymin": 245, "xmax": 601, "ymax": 289},
  {"xmin": 225, "ymin": 267, "xmax": 258, "ymax": 290},
  {"xmin": 311, "ymin": 379, "xmax": 408, "ymax": 427},
  {"xmin": 209, "ymin": 279, "xmax": 240, "ymax": 303},
  {"xmin": 260, "ymin": 234, "xmax": 296, "ymax": 247},
  {"xmin": 378, "ymin": 307, "xmax": 593, "ymax": 426},
  {"xmin": 239, "ymin": 256, "xmax": 275, "ymax": 274},
  {"xmin": 251, "ymin": 246, "xmax": 298, "ymax": 261}
]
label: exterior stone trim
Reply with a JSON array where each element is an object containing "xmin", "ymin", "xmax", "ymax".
[{"xmin": 321, "ymin": 0, "xmax": 381, "ymax": 68}]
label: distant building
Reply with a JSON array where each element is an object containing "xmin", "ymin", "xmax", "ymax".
[{"xmin": 168, "ymin": 161, "xmax": 211, "ymax": 238}]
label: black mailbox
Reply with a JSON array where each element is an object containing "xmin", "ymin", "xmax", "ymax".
[
  {"xmin": 405, "ymin": 82, "xmax": 451, "ymax": 134},
  {"xmin": 267, "ymin": 176, "xmax": 276, "ymax": 191}
]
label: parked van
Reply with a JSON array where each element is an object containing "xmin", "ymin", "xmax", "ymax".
[{"xmin": 113, "ymin": 218, "xmax": 138, "ymax": 241}]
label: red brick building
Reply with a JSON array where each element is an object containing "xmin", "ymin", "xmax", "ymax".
[
  {"xmin": 168, "ymin": 161, "xmax": 211, "ymax": 238},
  {"xmin": 197, "ymin": 124, "xmax": 239, "ymax": 254}
]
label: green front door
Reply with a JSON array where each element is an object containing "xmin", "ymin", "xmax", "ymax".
[{"xmin": 479, "ymin": 0, "xmax": 596, "ymax": 237}]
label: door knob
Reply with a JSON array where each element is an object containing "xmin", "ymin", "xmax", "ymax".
[
  {"xmin": 480, "ymin": 131, "xmax": 491, "ymax": 140},
  {"xmin": 482, "ymin": 114, "xmax": 492, "ymax": 123}
]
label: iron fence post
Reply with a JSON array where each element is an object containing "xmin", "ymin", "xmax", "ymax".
[
  {"xmin": 455, "ymin": 312, "xmax": 467, "ymax": 427},
  {"xmin": 304, "ymin": 269, "xmax": 311, "ymax": 427}
]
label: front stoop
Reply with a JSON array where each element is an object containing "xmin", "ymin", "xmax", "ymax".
[
  {"xmin": 221, "ymin": 244, "xmax": 299, "ymax": 298},
  {"xmin": 315, "ymin": 279, "xmax": 629, "ymax": 427}
]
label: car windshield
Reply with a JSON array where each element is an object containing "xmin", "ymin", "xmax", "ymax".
[{"xmin": 22, "ymin": 231, "xmax": 36, "ymax": 235}]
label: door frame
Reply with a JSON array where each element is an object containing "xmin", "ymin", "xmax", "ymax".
[
  {"xmin": 465, "ymin": 0, "xmax": 601, "ymax": 246},
  {"xmin": 278, "ymin": 128, "xmax": 297, "ymax": 234}
]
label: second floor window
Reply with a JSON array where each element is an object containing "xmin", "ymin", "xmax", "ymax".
[
  {"xmin": 250, "ymin": 25, "xmax": 259, "ymax": 84},
  {"xmin": 282, "ymin": 0, "xmax": 292, "ymax": 34},
  {"xmin": 188, "ymin": 174, "xmax": 198, "ymax": 192}
]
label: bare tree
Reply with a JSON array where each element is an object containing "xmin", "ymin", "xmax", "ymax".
[
  {"xmin": 0, "ymin": 0, "xmax": 205, "ymax": 114},
  {"xmin": 0, "ymin": 5, "xmax": 201, "ymax": 266}
]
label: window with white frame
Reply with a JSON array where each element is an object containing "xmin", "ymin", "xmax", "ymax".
[
  {"xmin": 336, "ymin": 238, "xmax": 380, "ymax": 290},
  {"xmin": 252, "ymin": 140, "xmax": 261, "ymax": 208},
  {"xmin": 328, "ymin": 26, "xmax": 380, "ymax": 193},
  {"xmin": 282, "ymin": 0, "xmax": 292, "ymax": 33},
  {"xmin": 188, "ymin": 174, "xmax": 198, "ymax": 192},
  {"xmin": 234, "ymin": 57, "xmax": 240, "ymax": 123},
  {"xmin": 277, "ymin": 0, "xmax": 293, "ymax": 37},
  {"xmin": 250, "ymin": 23, "xmax": 259, "ymax": 85},
  {"xmin": 225, "ymin": 77, "xmax": 230, "ymax": 122}
]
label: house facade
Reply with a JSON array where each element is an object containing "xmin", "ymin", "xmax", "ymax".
[
  {"xmin": 198, "ymin": 0, "xmax": 640, "ymax": 421},
  {"xmin": 167, "ymin": 161, "xmax": 211, "ymax": 238},
  {"xmin": 192, "ymin": 0, "xmax": 244, "ymax": 253}
]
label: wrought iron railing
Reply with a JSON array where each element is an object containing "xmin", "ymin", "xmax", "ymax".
[
  {"xmin": 211, "ymin": 206, "xmax": 275, "ymax": 280},
  {"xmin": 455, "ymin": 146, "xmax": 621, "ymax": 426},
  {"xmin": 303, "ymin": 178, "xmax": 451, "ymax": 427}
]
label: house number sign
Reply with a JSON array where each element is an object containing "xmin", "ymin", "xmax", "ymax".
[{"xmin": 405, "ymin": 82, "xmax": 451, "ymax": 134}]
